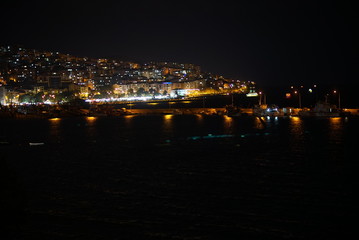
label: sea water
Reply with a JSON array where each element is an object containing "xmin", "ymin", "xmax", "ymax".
[{"xmin": 1, "ymin": 115, "xmax": 357, "ymax": 239}]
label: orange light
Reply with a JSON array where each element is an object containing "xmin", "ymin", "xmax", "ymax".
[
  {"xmin": 49, "ymin": 118, "xmax": 61, "ymax": 121},
  {"xmin": 291, "ymin": 116, "xmax": 301, "ymax": 122},
  {"xmin": 164, "ymin": 114, "xmax": 173, "ymax": 120}
]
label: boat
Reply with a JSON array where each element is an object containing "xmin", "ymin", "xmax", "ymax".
[
  {"xmin": 298, "ymin": 101, "xmax": 340, "ymax": 117},
  {"xmin": 0, "ymin": 136, "xmax": 10, "ymax": 145},
  {"xmin": 253, "ymin": 104, "xmax": 281, "ymax": 117},
  {"xmin": 29, "ymin": 142, "xmax": 45, "ymax": 146}
]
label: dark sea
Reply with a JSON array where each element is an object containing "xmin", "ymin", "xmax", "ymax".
[{"xmin": 1, "ymin": 115, "xmax": 358, "ymax": 239}]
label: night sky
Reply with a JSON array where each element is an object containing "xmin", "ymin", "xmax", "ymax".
[{"xmin": 1, "ymin": 0, "xmax": 356, "ymax": 86}]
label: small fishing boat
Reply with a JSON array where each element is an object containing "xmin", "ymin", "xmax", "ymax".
[
  {"xmin": 253, "ymin": 104, "xmax": 281, "ymax": 117},
  {"xmin": 29, "ymin": 142, "xmax": 45, "ymax": 146}
]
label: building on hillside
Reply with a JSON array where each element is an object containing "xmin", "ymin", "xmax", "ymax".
[{"xmin": 0, "ymin": 86, "xmax": 7, "ymax": 105}]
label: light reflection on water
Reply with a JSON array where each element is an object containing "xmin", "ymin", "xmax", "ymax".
[
  {"xmin": 289, "ymin": 116, "xmax": 303, "ymax": 135},
  {"xmin": 123, "ymin": 114, "xmax": 135, "ymax": 125},
  {"xmin": 124, "ymin": 115, "xmax": 135, "ymax": 119},
  {"xmin": 288, "ymin": 116, "xmax": 305, "ymax": 154},
  {"xmin": 329, "ymin": 117, "xmax": 342, "ymax": 130},
  {"xmin": 49, "ymin": 117, "xmax": 61, "ymax": 121},
  {"xmin": 163, "ymin": 114, "xmax": 173, "ymax": 120},
  {"xmin": 3, "ymin": 114, "xmax": 356, "ymax": 239},
  {"xmin": 85, "ymin": 116, "xmax": 97, "ymax": 125},
  {"xmin": 253, "ymin": 117, "xmax": 266, "ymax": 130},
  {"xmin": 44, "ymin": 114, "xmax": 348, "ymax": 141},
  {"xmin": 48, "ymin": 117, "xmax": 61, "ymax": 137},
  {"xmin": 44, "ymin": 115, "xmax": 349, "ymax": 149},
  {"xmin": 85, "ymin": 116, "xmax": 98, "ymax": 140},
  {"xmin": 328, "ymin": 117, "xmax": 344, "ymax": 143},
  {"xmin": 223, "ymin": 115, "xmax": 233, "ymax": 133},
  {"xmin": 162, "ymin": 114, "xmax": 174, "ymax": 134},
  {"xmin": 195, "ymin": 114, "xmax": 203, "ymax": 123}
]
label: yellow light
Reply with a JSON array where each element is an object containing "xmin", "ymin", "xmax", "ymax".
[
  {"xmin": 254, "ymin": 117, "xmax": 265, "ymax": 130},
  {"xmin": 224, "ymin": 115, "xmax": 233, "ymax": 125},
  {"xmin": 330, "ymin": 117, "xmax": 341, "ymax": 122},
  {"xmin": 290, "ymin": 116, "xmax": 301, "ymax": 123},
  {"xmin": 124, "ymin": 115, "xmax": 135, "ymax": 119},
  {"xmin": 86, "ymin": 116, "xmax": 97, "ymax": 121},
  {"xmin": 147, "ymin": 102, "xmax": 159, "ymax": 105},
  {"xmin": 49, "ymin": 118, "xmax": 61, "ymax": 121},
  {"xmin": 182, "ymin": 101, "xmax": 192, "ymax": 104},
  {"xmin": 164, "ymin": 114, "xmax": 173, "ymax": 120},
  {"xmin": 329, "ymin": 117, "xmax": 342, "ymax": 131}
]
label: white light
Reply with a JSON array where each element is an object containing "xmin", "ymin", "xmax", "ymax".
[{"xmin": 246, "ymin": 92, "xmax": 258, "ymax": 97}]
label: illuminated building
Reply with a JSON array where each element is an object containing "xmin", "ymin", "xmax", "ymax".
[{"xmin": 0, "ymin": 45, "xmax": 256, "ymax": 102}]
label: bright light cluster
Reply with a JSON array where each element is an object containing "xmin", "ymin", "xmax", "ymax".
[{"xmin": 85, "ymin": 95, "xmax": 170, "ymax": 103}]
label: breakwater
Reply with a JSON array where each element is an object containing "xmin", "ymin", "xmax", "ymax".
[
  {"xmin": 124, "ymin": 108, "xmax": 250, "ymax": 115},
  {"xmin": 2, "ymin": 106, "xmax": 359, "ymax": 119}
]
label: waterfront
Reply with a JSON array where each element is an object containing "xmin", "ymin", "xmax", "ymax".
[
  {"xmin": 1, "ymin": 115, "xmax": 358, "ymax": 239},
  {"xmin": 2, "ymin": 93, "xmax": 358, "ymax": 119}
]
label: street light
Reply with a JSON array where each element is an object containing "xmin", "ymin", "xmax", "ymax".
[
  {"xmin": 258, "ymin": 91, "xmax": 266, "ymax": 105},
  {"xmin": 294, "ymin": 90, "xmax": 302, "ymax": 108},
  {"xmin": 333, "ymin": 90, "xmax": 341, "ymax": 109}
]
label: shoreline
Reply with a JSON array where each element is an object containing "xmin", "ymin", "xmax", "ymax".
[{"xmin": 1, "ymin": 107, "xmax": 359, "ymax": 119}]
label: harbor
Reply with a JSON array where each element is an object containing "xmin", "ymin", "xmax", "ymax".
[
  {"xmin": 1, "ymin": 112, "xmax": 357, "ymax": 239},
  {"xmin": 1, "ymin": 95, "xmax": 359, "ymax": 119},
  {"xmin": 2, "ymin": 104, "xmax": 359, "ymax": 119}
]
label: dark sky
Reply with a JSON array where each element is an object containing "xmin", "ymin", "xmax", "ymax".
[{"xmin": 0, "ymin": 0, "xmax": 356, "ymax": 86}]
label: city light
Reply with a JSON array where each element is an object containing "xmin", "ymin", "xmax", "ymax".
[
  {"xmin": 164, "ymin": 114, "xmax": 173, "ymax": 120},
  {"xmin": 124, "ymin": 115, "xmax": 135, "ymax": 119},
  {"xmin": 49, "ymin": 117, "xmax": 61, "ymax": 121},
  {"xmin": 1, "ymin": 45, "xmax": 259, "ymax": 107}
]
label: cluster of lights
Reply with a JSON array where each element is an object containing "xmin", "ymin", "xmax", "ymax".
[{"xmin": 85, "ymin": 95, "xmax": 170, "ymax": 103}]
